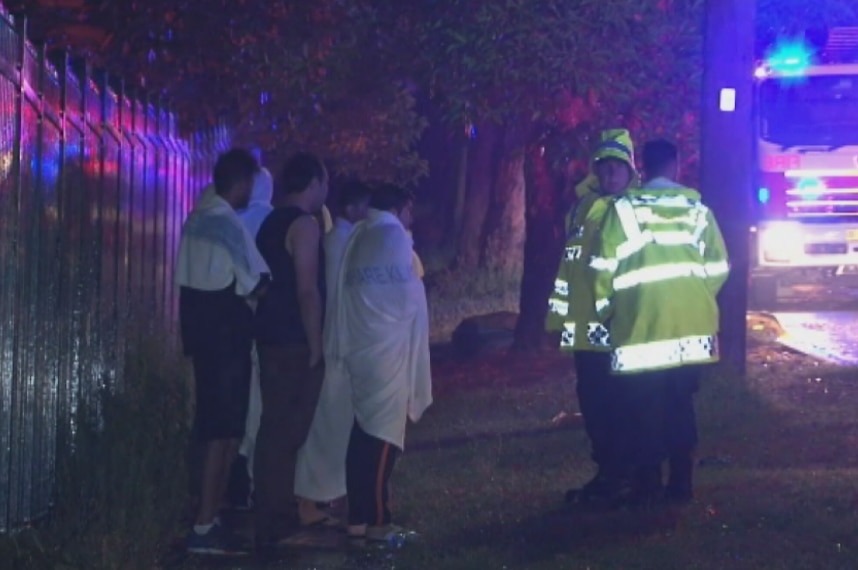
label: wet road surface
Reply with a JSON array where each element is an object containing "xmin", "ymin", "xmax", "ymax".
[{"xmin": 757, "ymin": 276, "xmax": 858, "ymax": 366}]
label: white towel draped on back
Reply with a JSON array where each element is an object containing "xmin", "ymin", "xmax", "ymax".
[
  {"xmin": 332, "ymin": 209, "xmax": 432, "ymax": 450},
  {"xmin": 294, "ymin": 217, "xmax": 357, "ymax": 501},
  {"xmin": 175, "ymin": 185, "xmax": 269, "ymax": 294}
]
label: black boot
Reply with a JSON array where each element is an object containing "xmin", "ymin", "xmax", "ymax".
[
  {"xmin": 615, "ymin": 464, "xmax": 663, "ymax": 510},
  {"xmin": 565, "ymin": 468, "xmax": 613, "ymax": 504},
  {"xmin": 665, "ymin": 450, "xmax": 694, "ymax": 505}
]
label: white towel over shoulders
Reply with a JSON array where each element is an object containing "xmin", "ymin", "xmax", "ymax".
[{"xmin": 333, "ymin": 209, "xmax": 433, "ymax": 450}]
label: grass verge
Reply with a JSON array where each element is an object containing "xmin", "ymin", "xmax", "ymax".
[{"xmin": 383, "ymin": 343, "xmax": 858, "ymax": 569}]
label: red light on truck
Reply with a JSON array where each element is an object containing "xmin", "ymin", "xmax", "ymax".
[{"xmin": 762, "ymin": 154, "xmax": 802, "ymax": 171}]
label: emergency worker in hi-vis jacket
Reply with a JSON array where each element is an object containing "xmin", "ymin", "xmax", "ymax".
[
  {"xmin": 591, "ymin": 139, "xmax": 729, "ymax": 507},
  {"xmin": 546, "ymin": 129, "xmax": 639, "ymax": 505}
]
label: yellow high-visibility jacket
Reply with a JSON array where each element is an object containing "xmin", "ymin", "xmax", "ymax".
[
  {"xmin": 591, "ymin": 179, "xmax": 730, "ymax": 374},
  {"xmin": 545, "ymin": 176, "xmax": 615, "ymax": 351},
  {"xmin": 545, "ymin": 128, "xmax": 638, "ymax": 352}
]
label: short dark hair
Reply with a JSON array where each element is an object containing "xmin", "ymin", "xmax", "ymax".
[
  {"xmin": 642, "ymin": 139, "xmax": 679, "ymax": 176},
  {"xmin": 280, "ymin": 152, "xmax": 326, "ymax": 194},
  {"xmin": 370, "ymin": 184, "xmax": 414, "ymax": 212},
  {"xmin": 337, "ymin": 179, "xmax": 372, "ymax": 211},
  {"xmin": 213, "ymin": 148, "xmax": 259, "ymax": 195}
]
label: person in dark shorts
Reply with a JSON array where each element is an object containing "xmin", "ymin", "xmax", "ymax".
[
  {"xmin": 253, "ymin": 152, "xmax": 329, "ymax": 548},
  {"xmin": 176, "ymin": 148, "xmax": 270, "ymax": 555}
]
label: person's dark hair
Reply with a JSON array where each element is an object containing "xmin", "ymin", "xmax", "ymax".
[
  {"xmin": 280, "ymin": 152, "xmax": 326, "ymax": 194},
  {"xmin": 213, "ymin": 148, "xmax": 259, "ymax": 195},
  {"xmin": 370, "ymin": 184, "xmax": 414, "ymax": 212},
  {"xmin": 642, "ymin": 139, "xmax": 679, "ymax": 177},
  {"xmin": 337, "ymin": 179, "xmax": 372, "ymax": 211}
]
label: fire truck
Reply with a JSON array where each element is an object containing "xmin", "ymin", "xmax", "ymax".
[{"xmin": 751, "ymin": 28, "xmax": 858, "ymax": 306}]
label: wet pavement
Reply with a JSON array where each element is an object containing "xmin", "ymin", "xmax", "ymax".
[
  {"xmin": 773, "ymin": 311, "xmax": 858, "ymax": 365},
  {"xmin": 756, "ymin": 275, "xmax": 858, "ymax": 365}
]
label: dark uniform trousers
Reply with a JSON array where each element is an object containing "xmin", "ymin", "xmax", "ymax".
[
  {"xmin": 573, "ymin": 351, "xmax": 623, "ymax": 475},
  {"xmin": 615, "ymin": 365, "xmax": 702, "ymax": 491}
]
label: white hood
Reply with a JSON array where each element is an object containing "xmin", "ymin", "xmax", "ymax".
[{"xmin": 238, "ymin": 167, "xmax": 274, "ymax": 238}]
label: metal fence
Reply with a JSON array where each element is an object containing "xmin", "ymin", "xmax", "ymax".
[{"xmin": 0, "ymin": 10, "xmax": 230, "ymax": 533}]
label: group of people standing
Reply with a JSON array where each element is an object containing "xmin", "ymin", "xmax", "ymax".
[
  {"xmin": 546, "ymin": 130, "xmax": 730, "ymax": 508},
  {"xmin": 174, "ymin": 130, "xmax": 730, "ymax": 556},
  {"xmin": 176, "ymin": 149, "xmax": 432, "ymax": 555}
]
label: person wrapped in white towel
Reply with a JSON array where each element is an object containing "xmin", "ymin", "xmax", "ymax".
[{"xmin": 334, "ymin": 184, "xmax": 433, "ymax": 543}]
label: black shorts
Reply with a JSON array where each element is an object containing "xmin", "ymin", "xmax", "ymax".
[{"xmin": 191, "ymin": 338, "xmax": 252, "ymax": 442}]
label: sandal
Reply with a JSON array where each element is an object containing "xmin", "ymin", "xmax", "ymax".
[
  {"xmin": 365, "ymin": 525, "xmax": 419, "ymax": 547},
  {"xmin": 300, "ymin": 515, "xmax": 341, "ymax": 529}
]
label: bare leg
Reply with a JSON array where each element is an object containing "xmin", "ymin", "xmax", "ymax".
[
  {"xmin": 298, "ymin": 497, "xmax": 339, "ymax": 526},
  {"xmin": 196, "ymin": 438, "xmax": 240, "ymax": 525}
]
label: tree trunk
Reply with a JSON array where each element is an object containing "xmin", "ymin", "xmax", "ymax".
[
  {"xmin": 455, "ymin": 121, "xmax": 500, "ymax": 269},
  {"xmin": 513, "ymin": 144, "xmax": 568, "ymax": 350},
  {"xmin": 446, "ymin": 140, "xmax": 469, "ymax": 253},
  {"xmin": 481, "ymin": 149, "xmax": 525, "ymax": 274}
]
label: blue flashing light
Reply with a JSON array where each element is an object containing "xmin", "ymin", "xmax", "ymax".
[
  {"xmin": 757, "ymin": 187, "xmax": 771, "ymax": 204},
  {"xmin": 766, "ymin": 40, "xmax": 815, "ymax": 76}
]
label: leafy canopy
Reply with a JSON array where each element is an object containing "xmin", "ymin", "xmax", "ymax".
[{"xmin": 15, "ymin": 0, "xmax": 858, "ymax": 184}]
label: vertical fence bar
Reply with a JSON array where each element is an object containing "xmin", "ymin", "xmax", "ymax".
[
  {"xmin": 159, "ymin": 100, "xmax": 171, "ymax": 326},
  {"xmin": 43, "ymin": 49, "xmax": 62, "ymax": 517},
  {"xmin": 99, "ymin": 72, "xmax": 120, "ymax": 392},
  {"xmin": 32, "ymin": 40, "xmax": 49, "ymax": 522},
  {"xmin": 77, "ymin": 60, "xmax": 93, "ymax": 418},
  {"xmin": 158, "ymin": 100, "xmax": 167, "ymax": 323},
  {"xmin": 162, "ymin": 104, "xmax": 171, "ymax": 327},
  {"xmin": 142, "ymin": 95, "xmax": 153, "ymax": 328},
  {"xmin": 38, "ymin": 47, "xmax": 63, "ymax": 518},
  {"xmin": 117, "ymin": 80, "xmax": 133, "ymax": 380},
  {"xmin": 92, "ymin": 68, "xmax": 110, "ymax": 394},
  {"xmin": 54, "ymin": 50, "xmax": 73, "ymax": 459},
  {"xmin": 133, "ymin": 97, "xmax": 147, "ymax": 329},
  {"xmin": 65, "ymin": 57, "xmax": 85, "ymax": 447},
  {"xmin": 169, "ymin": 110, "xmax": 180, "ymax": 332},
  {"xmin": 153, "ymin": 99, "xmax": 164, "ymax": 323}
]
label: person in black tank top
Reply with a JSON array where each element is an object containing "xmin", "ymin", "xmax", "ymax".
[
  {"xmin": 255, "ymin": 207, "xmax": 326, "ymax": 346},
  {"xmin": 253, "ymin": 153, "xmax": 330, "ymax": 547}
]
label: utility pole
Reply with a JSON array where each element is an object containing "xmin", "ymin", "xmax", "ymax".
[{"xmin": 700, "ymin": 0, "xmax": 757, "ymax": 375}]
